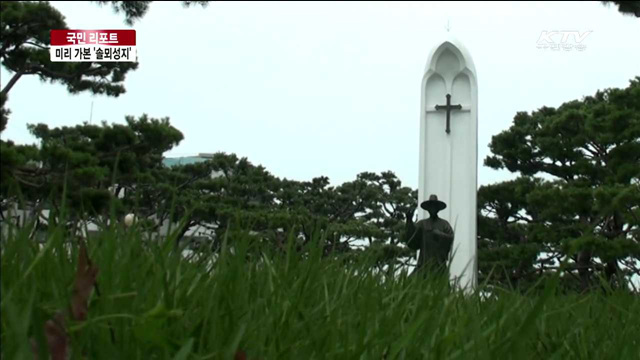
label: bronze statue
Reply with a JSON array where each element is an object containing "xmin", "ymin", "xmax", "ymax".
[{"xmin": 404, "ymin": 194, "xmax": 454, "ymax": 276}]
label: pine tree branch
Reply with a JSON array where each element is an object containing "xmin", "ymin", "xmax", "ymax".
[
  {"xmin": 23, "ymin": 63, "xmax": 108, "ymax": 80},
  {"xmin": 24, "ymin": 41, "xmax": 49, "ymax": 50},
  {"xmin": 0, "ymin": 71, "xmax": 24, "ymax": 99}
]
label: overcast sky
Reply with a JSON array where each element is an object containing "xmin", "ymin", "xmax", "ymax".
[{"xmin": 1, "ymin": 1, "xmax": 638, "ymax": 189}]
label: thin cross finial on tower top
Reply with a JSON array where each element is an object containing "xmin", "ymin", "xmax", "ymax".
[{"xmin": 445, "ymin": 19, "xmax": 451, "ymax": 33}]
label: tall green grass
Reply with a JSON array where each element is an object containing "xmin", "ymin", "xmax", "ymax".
[{"xmin": 2, "ymin": 222, "xmax": 639, "ymax": 360}]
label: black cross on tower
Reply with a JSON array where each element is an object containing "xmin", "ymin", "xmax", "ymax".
[{"xmin": 434, "ymin": 94, "xmax": 462, "ymax": 135}]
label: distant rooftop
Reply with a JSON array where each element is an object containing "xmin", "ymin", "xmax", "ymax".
[
  {"xmin": 163, "ymin": 154, "xmax": 213, "ymax": 168},
  {"xmin": 162, "ymin": 154, "xmax": 225, "ymax": 179}
]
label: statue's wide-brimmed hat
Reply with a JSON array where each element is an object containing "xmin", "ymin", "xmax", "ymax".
[{"xmin": 420, "ymin": 194, "xmax": 446, "ymax": 212}]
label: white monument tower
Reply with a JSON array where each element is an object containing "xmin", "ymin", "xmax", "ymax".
[{"xmin": 419, "ymin": 32, "xmax": 478, "ymax": 291}]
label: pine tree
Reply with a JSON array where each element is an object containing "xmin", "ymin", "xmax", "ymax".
[{"xmin": 479, "ymin": 77, "xmax": 640, "ymax": 291}]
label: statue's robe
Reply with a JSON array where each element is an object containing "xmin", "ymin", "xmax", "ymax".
[{"xmin": 405, "ymin": 217, "xmax": 454, "ymax": 274}]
